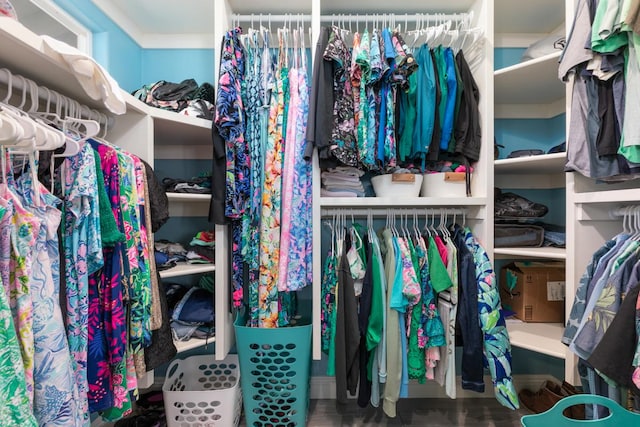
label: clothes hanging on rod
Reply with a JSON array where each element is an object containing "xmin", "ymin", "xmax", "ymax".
[
  {"xmin": 305, "ymin": 17, "xmax": 482, "ymax": 197},
  {"xmin": 560, "ymin": 0, "xmax": 640, "ymax": 180},
  {"xmin": 563, "ymin": 206, "xmax": 640, "ymax": 415},
  {"xmin": 0, "ymin": 69, "xmax": 172, "ymax": 425},
  {"xmin": 213, "ymin": 24, "xmax": 313, "ymax": 328},
  {"xmin": 321, "ymin": 209, "xmax": 518, "ymax": 414}
]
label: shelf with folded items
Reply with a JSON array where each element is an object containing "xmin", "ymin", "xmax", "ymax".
[
  {"xmin": 159, "ymin": 262, "xmax": 216, "ymax": 279},
  {"xmin": 0, "ymin": 16, "xmax": 110, "ymax": 111},
  {"xmin": 505, "ymin": 320, "xmax": 567, "ymax": 360}
]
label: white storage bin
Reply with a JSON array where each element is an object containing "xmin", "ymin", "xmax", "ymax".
[
  {"xmin": 421, "ymin": 172, "xmax": 469, "ymax": 197},
  {"xmin": 162, "ymin": 354, "xmax": 242, "ymax": 427},
  {"xmin": 371, "ymin": 173, "xmax": 423, "ymax": 197}
]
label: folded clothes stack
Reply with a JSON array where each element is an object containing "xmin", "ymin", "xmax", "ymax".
[
  {"xmin": 155, "ymin": 230, "xmax": 216, "ymax": 268},
  {"xmin": 162, "ymin": 175, "xmax": 212, "ymax": 194},
  {"xmin": 321, "ymin": 166, "xmax": 365, "ymax": 197},
  {"xmin": 164, "ymin": 274, "xmax": 216, "ymax": 342},
  {"xmin": 186, "ymin": 230, "xmax": 215, "ymax": 263},
  {"xmin": 155, "ymin": 240, "xmax": 188, "ymax": 270}
]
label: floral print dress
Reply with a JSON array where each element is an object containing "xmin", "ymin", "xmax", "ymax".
[
  {"xmin": 259, "ymin": 39, "xmax": 288, "ymax": 328},
  {"xmin": 15, "ymin": 169, "xmax": 82, "ymax": 426},
  {"xmin": 277, "ymin": 29, "xmax": 313, "ymax": 293},
  {"xmin": 0, "ymin": 202, "xmax": 36, "ymax": 426},
  {"xmin": 0, "ymin": 177, "xmax": 37, "ymax": 405},
  {"xmin": 63, "ymin": 143, "xmax": 104, "ymax": 424}
]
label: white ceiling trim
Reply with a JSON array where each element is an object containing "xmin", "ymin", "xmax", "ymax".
[{"xmin": 91, "ymin": 0, "xmax": 213, "ymax": 49}]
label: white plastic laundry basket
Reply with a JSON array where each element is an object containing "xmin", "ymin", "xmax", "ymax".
[{"xmin": 162, "ymin": 354, "xmax": 242, "ymax": 427}]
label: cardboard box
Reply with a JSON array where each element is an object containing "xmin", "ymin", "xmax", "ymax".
[{"xmin": 499, "ymin": 261, "xmax": 565, "ymax": 323}]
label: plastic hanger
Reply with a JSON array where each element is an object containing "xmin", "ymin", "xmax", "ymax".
[{"xmin": 0, "ymin": 69, "xmax": 29, "ymax": 146}]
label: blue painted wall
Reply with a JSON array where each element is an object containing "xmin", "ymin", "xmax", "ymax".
[
  {"xmin": 495, "ymin": 114, "xmax": 566, "ymax": 157},
  {"xmin": 494, "ymin": 47, "xmax": 526, "ymax": 70},
  {"xmin": 142, "ymin": 49, "xmax": 215, "ymax": 86}
]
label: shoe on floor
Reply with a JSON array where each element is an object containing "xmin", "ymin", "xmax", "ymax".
[{"xmin": 519, "ymin": 380, "xmax": 585, "ymax": 420}]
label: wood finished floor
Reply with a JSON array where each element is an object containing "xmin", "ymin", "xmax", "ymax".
[{"xmin": 240, "ymin": 398, "xmax": 533, "ymax": 426}]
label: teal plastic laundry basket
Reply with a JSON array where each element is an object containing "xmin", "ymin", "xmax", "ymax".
[
  {"xmin": 521, "ymin": 394, "xmax": 640, "ymax": 426},
  {"xmin": 234, "ymin": 313, "xmax": 312, "ymax": 427}
]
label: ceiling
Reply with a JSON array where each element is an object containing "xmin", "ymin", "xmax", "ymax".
[{"xmin": 93, "ymin": 0, "xmax": 215, "ymax": 36}]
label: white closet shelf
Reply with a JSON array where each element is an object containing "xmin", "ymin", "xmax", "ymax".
[
  {"xmin": 174, "ymin": 336, "xmax": 216, "ymax": 354},
  {"xmin": 495, "ymin": 51, "xmax": 565, "ymax": 119},
  {"xmin": 159, "ymin": 262, "xmax": 216, "ymax": 279},
  {"xmin": 506, "ymin": 321, "xmax": 567, "ymax": 359},
  {"xmin": 494, "ymin": 247, "xmax": 566, "ymax": 260},
  {"xmin": 166, "ymin": 192, "xmax": 212, "ymax": 202},
  {"xmin": 495, "ymin": 152, "xmax": 565, "ymax": 174},
  {"xmin": 319, "ymin": 196, "xmax": 487, "ymax": 208},
  {"xmin": 0, "ymin": 17, "xmax": 108, "ymax": 111}
]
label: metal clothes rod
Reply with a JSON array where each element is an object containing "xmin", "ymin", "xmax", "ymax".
[
  {"xmin": 232, "ymin": 13, "xmax": 469, "ymax": 23},
  {"xmin": 610, "ymin": 206, "xmax": 640, "ymax": 218},
  {"xmin": 321, "ymin": 207, "xmax": 467, "ymax": 217},
  {"xmin": 0, "ymin": 68, "xmax": 107, "ymax": 125}
]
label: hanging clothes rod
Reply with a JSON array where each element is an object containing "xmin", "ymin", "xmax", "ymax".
[
  {"xmin": 609, "ymin": 206, "xmax": 640, "ymax": 218},
  {"xmin": 232, "ymin": 13, "xmax": 469, "ymax": 24},
  {"xmin": 0, "ymin": 68, "xmax": 107, "ymax": 125},
  {"xmin": 321, "ymin": 207, "xmax": 468, "ymax": 218}
]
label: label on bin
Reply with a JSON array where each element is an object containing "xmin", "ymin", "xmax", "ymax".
[
  {"xmin": 444, "ymin": 172, "xmax": 466, "ymax": 182},
  {"xmin": 391, "ymin": 173, "xmax": 415, "ymax": 183},
  {"xmin": 547, "ymin": 281, "xmax": 565, "ymax": 301}
]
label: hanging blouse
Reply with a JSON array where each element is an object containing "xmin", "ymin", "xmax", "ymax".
[
  {"xmin": 62, "ymin": 143, "xmax": 104, "ymax": 424},
  {"xmin": 215, "ymin": 27, "xmax": 250, "ymax": 220},
  {"xmin": 0, "ymin": 202, "xmax": 37, "ymax": 426},
  {"xmin": 464, "ymin": 227, "xmax": 519, "ymax": 410},
  {"xmin": 87, "ymin": 140, "xmax": 127, "ymax": 415},
  {"xmin": 324, "ymin": 26, "xmax": 358, "ymax": 167},
  {"xmin": 15, "ymin": 170, "xmax": 81, "ymax": 426},
  {"xmin": 0, "ymin": 179, "xmax": 37, "ymax": 405}
]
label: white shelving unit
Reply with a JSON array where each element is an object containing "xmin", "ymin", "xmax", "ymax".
[
  {"xmin": 506, "ymin": 321, "xmax": 566, "ymax": 359},
  {"xmin": 493, "ymin": 0, "xmax": 572, "ymax": 378},
  {"xmin": 0, "ymin": 17, "xmax": 232, "ymax": 361}
]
